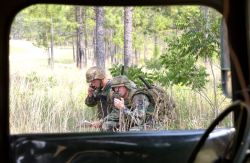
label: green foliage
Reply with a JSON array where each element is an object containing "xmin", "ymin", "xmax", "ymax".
[
  {"xmin": 110, "ymin": 56, "xmax": 208, "ymax": 90},
  {"xmin": 160, "ymin": 55, "xmax": 208, "ymax": 89},
  {"xmin": 144, "ymin": 54, "xmax": 208, "ymax": 90},
  {"xmin": 143, "ymin": 7, "xmax": 172, "ymax": 35},
  {"xmin": 105, "ymin": 7, "xmax": 124, "ymax": 48},
  {"xmin": 11, "ymin": 5, "xmax": 221, "ymax": 91},
  {"xmin": 25, "ymin": 72, "xmax": 57, "ymax": 92},
  {"xmin": 153, "ymin": 45, "xmax": 160, "ymax": 57},
  {"xmin": 12, "ymin": 5, "xmax": 79, "ymax": 49},
  {"xmin": 145, "ymin": 6, "xmax": 221, "ymax": 90},
  {"xmin": 109, "ymin": 64, "xmax": 154, "ymax": 87},
  {"xmin": 166, "ymin": 7, "xmax": 221, "ymax": 59}
]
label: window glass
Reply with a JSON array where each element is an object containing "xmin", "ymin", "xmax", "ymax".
[{"xmin": 9, "ymin": 5, "xmax": 232, "ymax": 134}]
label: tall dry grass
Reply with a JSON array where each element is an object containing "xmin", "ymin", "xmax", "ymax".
[
  {"xmin": 10, "ymin": 69, "xmax": 101, "ymax": 133},
  {"xmin": 168, "ymin": 85, "xmax": 232, "ymax": 130},
  {"xmin": 9, "ymin": 70, "xmax": 232, "ymax": 133}
]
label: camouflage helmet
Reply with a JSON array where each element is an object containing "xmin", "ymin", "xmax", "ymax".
[
  {"xmin": 111, "ymin": 75, "xmax": 132, "ymax": 89},
  {"xmin": 86, "ymin": 66, "xmax": 105, "ymax": 83}
]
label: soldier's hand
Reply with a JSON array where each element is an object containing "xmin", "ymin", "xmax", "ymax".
[
  {"xmin": 88, "ymin": 85, "xmax": 95, "ymax": 97},
  {"xmin": 91, "ymin": 121, "xmax": 102, "ymax": 128},
  {"xmin": 114, "ymin": 98, "xmax": 125, "ymax": 110}
]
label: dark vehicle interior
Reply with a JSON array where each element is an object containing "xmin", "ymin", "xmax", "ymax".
[{"xmin": 1, "ymin": 0, "xmax": 250, "ymax": 163}]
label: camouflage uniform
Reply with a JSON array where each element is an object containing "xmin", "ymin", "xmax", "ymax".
[
  {"xmin": 102, "ymin": 75, "xmax": 154, "ymax": 131},
  {"xmin": 85, "ymin": 67, "xmax": 112, "ymax": 119}
]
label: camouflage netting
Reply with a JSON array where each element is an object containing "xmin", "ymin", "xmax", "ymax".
[{"xmin": 148, "ymin": 86, "xmax": 176, "ymax": 127}]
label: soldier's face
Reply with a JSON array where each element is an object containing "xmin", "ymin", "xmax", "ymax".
[
  {"xmin": 90, "ymin": 79, "xmax": 102, "ymax": 89},
  {"xmin": 113, "ymin": 86, "xmax": 128, "ymax": 98}
]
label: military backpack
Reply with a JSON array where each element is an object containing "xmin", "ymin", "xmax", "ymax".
[{"xmin": 136, "ymin": 77, "xmax": 176, "ymax": 123}]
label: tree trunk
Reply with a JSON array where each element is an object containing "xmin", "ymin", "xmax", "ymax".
[
  {"xmin": 95, "ymin": 7, "xmax": 105, "ymax": 71},
  {"xmin": 92, "ymin": 29, "xmax": 96, "ymax": 65},
  {"xmin": 110, "ymin": 30, "xmax": 115, "ymax": 64},
  {"xmin": 209, "ymin": 58, "xmax": 218, "ymax": 118},
  {"xmin": 114, "ymin": 44, "xmax": 117, "ymax": 64},
  {"xmin": 72, "ymin": 37, "xmax": 75, "ymax": 62},
  {"xmin": 124, "ymin": 7, "xmax": 133, "ymax": 73},
  {"xmin": 135, "ymin": 48, "xmax": 138, "ymax": 65},
  {"xmin": 105, "ymin": 29, "xmax": 111, "ymax": 66},
  {"xmin": 104, "ymin": 28, "xmax": 108, "ymax": 65},
  {"xmin": 49, "ymin": 16, "xmax": 54, "ymax": 69},
  {"xmin": 143, "ymin": 34, "xmax": 147, "ymax": 62},
  {"xmin": 75, "ymin": 6, "xmax": 84, "ymax": 69},
  {"xmin": 45, "ymin": 6, "xmax": 53, "ymax": 69},
  {"xmin": 154, "ymin": 33, "xmax": 159, "ymax": 57},
  {"xmin": 83, "ymin": 8, "xmax": 88, "ymax": 67}
]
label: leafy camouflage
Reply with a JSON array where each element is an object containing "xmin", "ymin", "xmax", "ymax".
[{"xmin": 137, "ymin": 86, "xmax": 176, "ymax": 127}]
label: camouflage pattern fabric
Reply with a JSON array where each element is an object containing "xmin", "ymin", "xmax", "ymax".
[
  {"xmin": 101, "ymin": 108, "xmax": 120, "ymax": 131},
  {"xmin": 125, "ymin": 93, "xmax": 154, "ymax": 131},
  {"xmin": 102, "ymin": 89, "xmax": 154, "ymax": 131},
  {"xmin": 135, "ymin": 86, "xmax": 176, "ymax": 129},
  {"xmin": 86, "ymin": 66, "xmax": 105, "ymax": 83},
  {"xmin": 148, "ymin": 86, "xmax": 176, "ymax": 126},
  {"xmin": 111, "ymin": 75, "xmax": 135, "ymax": 90},
  {"xmin": 85, "ymin": 80, "xmax": 112, "ymax": 119}
]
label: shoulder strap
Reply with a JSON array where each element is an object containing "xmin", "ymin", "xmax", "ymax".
[
  {"xmin": 126, "ymin": 89, "xmax": 138, "ymax": 107},
  {"xmin": 103, "ymin": 79, "xmax": 111, "ymax": 92},
  {"xmin": 130, "ymin": 88, "xmax": 155, "ymax": 106}
]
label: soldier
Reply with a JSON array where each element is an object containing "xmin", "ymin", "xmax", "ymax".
[
  {"xmin": 85, "ymin": 66, "xmax": 112, "ymax": 128},
  {"xmin": 102, "ymin": 75, "xmax": 154, "ymax": 131}
]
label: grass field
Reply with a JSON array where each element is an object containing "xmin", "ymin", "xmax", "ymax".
[{"xmin": 9, "ymin": 39, "xmax": 232, "ymax": 134}]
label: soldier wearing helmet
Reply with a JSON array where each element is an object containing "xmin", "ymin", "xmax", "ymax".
[
  {"xmin": 85, "ymin": 66, "xmax": 112, "ymax": 128},
  {"xmin": 102, "ymin": 75, "xmax": 153, "ymax": 132}
]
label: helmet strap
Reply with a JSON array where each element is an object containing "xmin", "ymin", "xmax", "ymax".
[
  {"xmin": 99, "ymin": 79, "xmax": 103, "ymax": 89},
  {"xmin": 123, "ymin": 88, "xmax": 129, "ymax": 99}
]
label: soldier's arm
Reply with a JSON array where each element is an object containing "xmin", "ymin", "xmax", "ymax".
[
  {"xmin": 85, "ymin": 96, "xmax": 98, "ymax": 107},
  {"xmin": 85, "ymin": 85, "xmax": 98, "ymax": 107}
]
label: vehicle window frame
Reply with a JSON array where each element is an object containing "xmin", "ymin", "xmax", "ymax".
[{"xmin": 1, "ymin": 0, "xmax": 249, "ymax": 163}]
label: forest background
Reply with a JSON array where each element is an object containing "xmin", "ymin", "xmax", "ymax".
[{"xmin": 9, "ymin": 5, "xmax": 232, "ymax": 133}]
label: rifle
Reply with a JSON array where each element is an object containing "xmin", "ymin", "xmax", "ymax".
[
  {"xmin": 112, "ymin": 92, "xmax": 121, "ymax": 100},
  {"xmin": 121, "ymin": 65, "xmax": 124, "ymax": 75},
  {"xmin": 77, "ymin": 120, "xmax": 93, "ymax": 128},
  {"xmin": 139, "ymin": 76, "xmax": 152, "ymax": 89}
]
